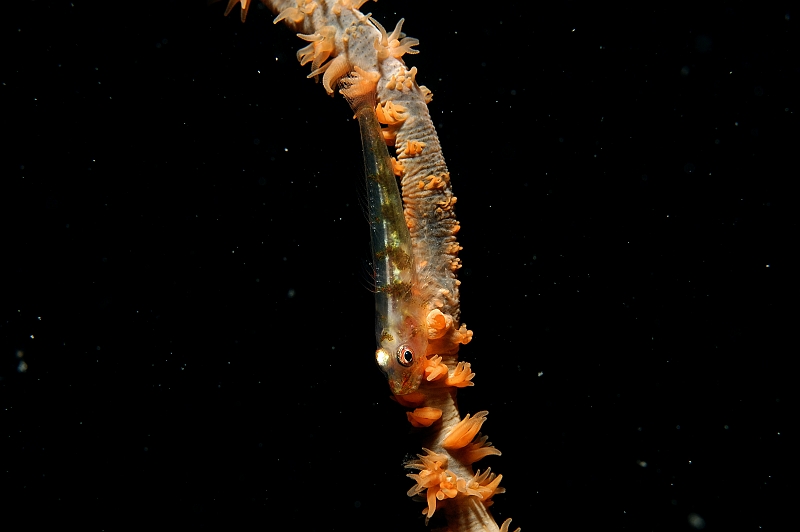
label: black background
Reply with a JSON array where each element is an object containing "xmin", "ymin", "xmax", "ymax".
[{"xmin": 2, "ymin": 1, "xmax": 792, "ymax": 530}]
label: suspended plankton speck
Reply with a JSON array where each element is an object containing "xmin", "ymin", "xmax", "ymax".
[{"xmin": 688, "ymin": 513, "xmax": 706, "ymax": 530}]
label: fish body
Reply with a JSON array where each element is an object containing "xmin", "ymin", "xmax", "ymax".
[{"xmin": 352, "ymin": 96, "xmax": 427, "ymax": 396}]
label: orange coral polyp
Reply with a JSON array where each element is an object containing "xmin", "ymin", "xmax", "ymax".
[
  {"xmin": 407, "ymin": 406, "xmax": 442, "ymax": 427},
  {"xmin": 390, "ymin": 157, "xmax": 405, "ymax": 176},
  {"xmin": 442, "ymin": 410, "xmax": 489, "ymax": 450},
  {"xmin": 274, "ymin": 0, "xmax": 318, "ymax": 25},
  {"xmin": 221, "ymin": 0, "xmax": 252, "ymax": 22},
  {"xmin": 339, "ymin": 65, "xmax": 380, "ymax": 105},
  {"xmin": 424, "ymin": 486, "xmax": 439, "ymax": 517},
  {"xmin": 296, "ymin": 26, "xmax": 337, "ymax": 74},
  {"xmin": 436, "ymin": 471, "xmax": 459, "ymax": 500},
  {"xmin": 459, "ymin": 434, "xmax": 502, "ymax": 464},
  {"xmin": 445, "ymin": 361, "xmax": 475, "ymax": 388},
  {"xmin": 402, "ymin": 140, "xmax": 425, "ymax": 157},
  {"xmin": 425, "ymin": 308, "xmax": 452, "ymax": 339},
  {"xmin": 423, "ymin": 355, "xmax": 448, "ymax": 382},
  {"xmin": 407, "ymin": 449, "xmax": 508, "ymax": 520},
  {"xmin": 393, "ymin": 391, "xmax": 424, "ymax": 408},
  {"xmin": 376, "ymin": 101, "xmax": 408, "ymax": 125}
]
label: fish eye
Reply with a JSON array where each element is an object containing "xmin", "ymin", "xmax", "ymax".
[{"xmin": 396, "ymin": 345, "xmax": 414, "ymax": 367}]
